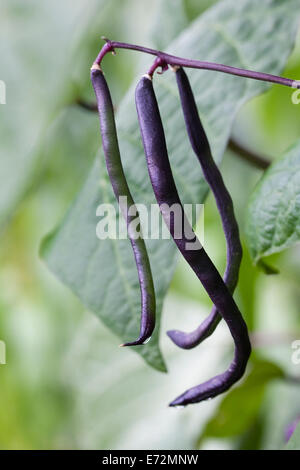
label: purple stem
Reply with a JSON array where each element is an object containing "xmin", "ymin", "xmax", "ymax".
[{"xmin": 94, "ymin": 40, "xmax": 300, "ymax": 89}]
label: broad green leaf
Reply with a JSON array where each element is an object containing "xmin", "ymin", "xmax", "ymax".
[
  {"xmin": 41, "ymin": 0, "xmax": 300, "ymax": 371},
  {"xmin": 150, "ymin": 0, "xmax": 188, "ymax": 50},
  {"xmin": 0, "ymin": 0, "xmax": 107, "ymax": 229},
  {"xmin": 286, "ymin": 423, "xmax": 300, "ymax": 450},
  {"xmin": 246, "ymin": 140, "xmax": 300, "ymax": 263},
  {"xmin": 199, "ymin": 358, "xmax": 284, "ymax": 441},
  {"xmin": 184, "ymin": 1, "xmax": 219, "ymax": 22}
]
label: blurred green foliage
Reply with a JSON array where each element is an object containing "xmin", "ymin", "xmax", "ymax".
[{"xmin": 0, "ymin": 0, "xmax": 300, "ymax": 450}]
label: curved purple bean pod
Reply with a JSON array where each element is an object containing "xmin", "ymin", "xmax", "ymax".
[
  {"xmin": 167, "ymin": 67, "xmax": 242, "ymax": 350},
  {"xmin": 135, "ymin": 75, "xmax": 251, "ymax": 406},
  {"xmin": 91, "ymin": 65, "xmax": 156, "ymax": 347}
]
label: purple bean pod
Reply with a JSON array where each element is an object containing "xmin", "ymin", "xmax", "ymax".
[
  {"xmin": 167, "ymin": 67, "xmax": 242, "ymax": 350},
  {"xmin": 91, "ymin": 65, "xmax": 156, "ymax": 347},
  {"xmin": 135, "ymin": 75, "xmax": 251, "ymax": 406}
]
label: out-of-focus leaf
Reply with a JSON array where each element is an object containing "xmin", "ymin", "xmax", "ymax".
[
  {"xmin": 0, "ymin": 0, "xmax": 105, "ymax": 229},
  {"xmin": 40, "ymin": 106, "xmax": 99, "ymax": 203},
  {"xmin": 198, "ymin": 359, "xmax": 284, "ymax": 441},
  {"xmin": 246, "ymin": 140, "xmax": 300, "ymax": 263},
  {"xmin": 41, "ymin": 0, "xmax": 300, "ymax": 371},
  {"xmin": 184, "ymin": 0, "xmax": 219, "ymax": 21},
  {"xmin": 150, "ymin": 0, "xmax": 188, "ymax": 50},
  {"xmin": 286, "ymin": 423, "xmax": 300, "ymax": 450}
]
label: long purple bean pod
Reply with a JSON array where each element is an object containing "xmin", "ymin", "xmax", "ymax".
[
  {"xmin": 167, "ymin": 67, "xmax": 242, "ymax": 350},
  {"xmin": 135, "ymin": 75, "xmax": 251, "ymax": 406},
  {"xmin": 91, "ymin": 64, "xmax": 156, "ymax": 347}
]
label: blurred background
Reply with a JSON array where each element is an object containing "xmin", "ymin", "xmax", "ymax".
[{"xmin": 0, "ymin": 0, "xmax": 300, "ymax": 450}]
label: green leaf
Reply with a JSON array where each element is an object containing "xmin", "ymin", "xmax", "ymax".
[
  {"xmin": 41, "ymin": 0, "xmax": 300, "ymax": 371},
  {"xmin": 184, "ymin": 0, "xmax": 219, "ymax": 22},
  {"xmin": 150, "ymin": 0, "xmax": 188, "ymax": 50},
  {"xmin": 0, "ymin": 0, "xmax": 105, "ymax": 229},
  {"xmin": 286, "ymin": 424, "xmax": 300, "ymax": 450},
  {"xmin": 199, "ymin": 358, "xmax": 284, "ymax": 441},
  {"xmin": 246, "ymin": 139, "xmax": 300, "ymax": 263}
]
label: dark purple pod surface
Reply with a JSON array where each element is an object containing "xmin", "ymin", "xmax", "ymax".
[
  {"xmin": 91, "ymin": 65, "xmax": 156, "ymax": 347},
  {"xmin": 167, "ymin": 67, "xmax": 242, "ymax": 350},
  {"xmin": 135, "ymin": 75, "xmax": 251, "ymax": 406}
]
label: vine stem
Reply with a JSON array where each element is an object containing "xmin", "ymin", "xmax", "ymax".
[
  {"xmin": 228, "ymin": 138, "xmax": 271, "ymax": 169},
  {"xmin": 94, "ymin": 39, "xmax": 300, "ymax": 89}
]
